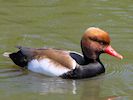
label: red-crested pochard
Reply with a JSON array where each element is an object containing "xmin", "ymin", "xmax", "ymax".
[{"xmin": 3, "ymin": 27, "xmax": 123, "ymax": 79}]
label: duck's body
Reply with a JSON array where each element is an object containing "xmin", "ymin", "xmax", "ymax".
[
  {"xmin": 4, "ymin": 27, "xmax": 123, "ymax": 79},
  {"xmin": 8, "ymin": 47, "xmax": 105, "ymax": 79}
]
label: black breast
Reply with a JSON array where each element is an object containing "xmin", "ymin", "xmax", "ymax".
[{"xmin": 61, "ymin": 62, "xmax": 105, "ymax": 79}]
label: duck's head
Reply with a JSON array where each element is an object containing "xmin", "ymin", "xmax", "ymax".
[{"xmin": 81, "ymin": 27, "xmax": 123, "ymax": 61}]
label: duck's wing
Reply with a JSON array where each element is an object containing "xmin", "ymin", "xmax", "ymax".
[{"xmin": 18, "ymin": 46, "xmax": 77, "ymax": 70}]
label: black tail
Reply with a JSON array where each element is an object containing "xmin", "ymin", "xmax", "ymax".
[{"xmin": 9, "ymin": 50, "xmax": 28, "ymax": 68}]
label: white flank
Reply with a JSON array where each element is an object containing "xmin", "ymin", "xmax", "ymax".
[
  {"xmin": 3, "ymin": 52, "xmax": 11, "ymax": 58},
  {"xmin": 28, "ymin": 59, "xmax": 71, "ymax": 76}
]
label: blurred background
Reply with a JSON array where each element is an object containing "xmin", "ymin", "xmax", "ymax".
[{"xmin": 0, "ymin": 0, "xmax": 133, "ymax": 100}]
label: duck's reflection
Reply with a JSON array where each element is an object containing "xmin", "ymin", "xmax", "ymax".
[
  {"xmin": 25, "ymin": 74, "xmax": 102, "ymax": 96},
  {"xmin": 37, "ymin": 77, "xmax": 77, "ymax": 95},
  {"xmin": 0, "ymin": 67, "xmax": 27, "ymax": 79},
  {"xmin": 0, "ymin": 69, "xmax": 123, "ymax": 100},
  {"xmin": 72, "ymin": 80, "xmax": 77, "ymax": 94}
]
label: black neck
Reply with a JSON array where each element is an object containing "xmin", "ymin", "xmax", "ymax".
[{"xmin": 82, "ymin": 50, "xmax": 102, "ymax": 65}]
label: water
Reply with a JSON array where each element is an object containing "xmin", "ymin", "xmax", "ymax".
[{"xmin": 0, "ymin": 0, "xmax": 133, "ymax": 100}]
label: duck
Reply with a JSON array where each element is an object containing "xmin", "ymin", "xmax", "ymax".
[{"xmin": 3, "ymin": 27, "xmax": 123, "ymax": 79}]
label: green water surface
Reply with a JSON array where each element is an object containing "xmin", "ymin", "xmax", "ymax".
[{"xmin": 0, "ymin": 0, "xmax": 133, "ymax": 100}]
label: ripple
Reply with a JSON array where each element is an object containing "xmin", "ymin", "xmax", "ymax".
[
  {"xmin": 0, "ymin": 68, "xmax": 27, "ymax": 79},
  {"xmin": 103, "ymin": 63, "xmax": 132, "ymax": 80},
  {"xmin": 101, "ymin": 63, "xmax": 133, "ymax": 96}
]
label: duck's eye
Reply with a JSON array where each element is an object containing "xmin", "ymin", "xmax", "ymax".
[
  {"xmin": 99, "ymin": 41, "xmax": 104, "ymax": 45},
  {"xmin": 89, "ymin": 37, "xmax": 108, "ymax": 45},
  {"xmin": 99, "ymin": 41, "xmax": 108, "ymax": 45}
]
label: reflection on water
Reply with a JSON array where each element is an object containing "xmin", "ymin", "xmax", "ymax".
[
  {"xmin": 0, "ymin": 0, "xmax": 133, "ymax": 100},
  {"xmin": 0, "ymin": 65, "xmax": 132, "ymax": 100},
  {"xmin": 0, "ymin": 68, "xmax": 27, "ymax": 79},
  {"xmin": 39, "ymin": 79, "xmax": 77, "ymax": 95}
]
